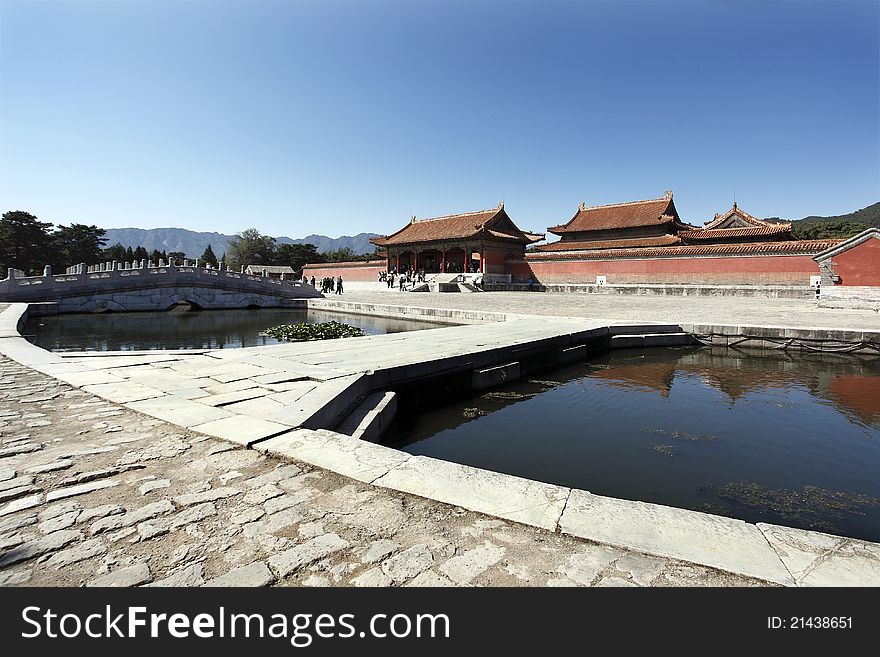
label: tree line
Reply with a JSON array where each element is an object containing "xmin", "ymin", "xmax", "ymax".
[
  {"xmin": 223, "ymin": 228, "xmax": 378, "ymax": 274},
  {"xmin": 0, "ymin": 211, "xmax": 379, "ymax": 278}
]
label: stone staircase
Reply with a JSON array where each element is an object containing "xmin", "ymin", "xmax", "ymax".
[
  {"xmin": 334, "ymin": 391, "xmax": 398, "ymax": 443},
  {"xmin": 607, "ymin": 324, "xmax": 694, "ymax": 348},
  {"xmin": 406, "ymin": 273, "xmax": 484, "ymax": 293}
]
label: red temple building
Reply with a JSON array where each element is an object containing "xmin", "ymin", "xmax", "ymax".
[
  {"xmin": 369, "ymin": 203, "xmax": 544, "ymax": 275},
  {"xmin": 511, "ymin": 192, "xmax": 839, "ymax": 286},
  {"xmin": 302, "ymin": 192, "xmax": 878, "ymax": 297}
]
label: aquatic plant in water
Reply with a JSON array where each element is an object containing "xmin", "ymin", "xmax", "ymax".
[
  {"xmin": 704, "ymin": 481, "xmax": 880, "ymax": 533},
  {"xmin": 260, "ymin": 321, "xmax": 365, "ymax": 342},
  {"xmin": 481, "ymin": 391, "xmax": 532, "ymax": 400}
]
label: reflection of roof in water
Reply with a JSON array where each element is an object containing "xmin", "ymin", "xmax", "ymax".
[
  {"xmin": 827, "ymin": 374, "xmax": 880, "ymax": 427},
  {"xmin": 592, "ymin": 363, "xmax": 676, "ymax": 397},
  {"xmin": 678, "ymin": 365, "xmax": 798, "ymax": 401},
  {"xmin": 593, "ymin": 351, "xmax": 880, "ymax": 426}
]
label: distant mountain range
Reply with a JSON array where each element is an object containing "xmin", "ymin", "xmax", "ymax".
[
  {"xmin": 101, "ymin": 228, "xmax": 382, "ymax": 258},
  {"xmin": 104, "ymin": 202, "xmax": 878, "ymax": 258}
]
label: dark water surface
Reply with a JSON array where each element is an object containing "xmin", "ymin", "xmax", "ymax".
[
  {"xmin": 25, "ymin": 308, "xmax": 447, "ymax": 351},
  {"xmin": 385, "ymin": 347, "xmax": 880, "ymax": 541}
]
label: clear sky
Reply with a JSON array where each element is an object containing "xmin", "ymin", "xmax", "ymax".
[{"xmin": 1, "ymin": 0, "xmax": 878, "ymax": 239}]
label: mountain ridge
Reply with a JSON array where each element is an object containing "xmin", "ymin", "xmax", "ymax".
[{"xmin": 101, "ymin": 228, "xmax": 381, "ymax": 258}]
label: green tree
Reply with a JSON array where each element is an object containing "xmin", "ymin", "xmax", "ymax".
[
  {"xmin": 0, "ymin": 210, "xmax": 54, "ymax": 277},
  {"xmin": 134, "ymin": 246, "xmax": 149, "ymax": 262},
  {"xmin": 225, "ymin": 228, "xmax": 277, "ymax": 271},
  {"xmin": 318, "ymin": 246, "xmax": 379, "ymax": 263},
  {"xmin": 792, "ymin": 220, "xmax": 869, "ymax": 240},
  {"xmin": 167, "ymin": 251, "xmax": 186, "ymax": 264},
  {"xmin": 200, "ymin": 243, "xmax": 219, "ymax": 267},
  {"xmin": 103, "ymin": 242, "xmax": 128, "ymax": 262},
  {"xmin": 51, "ymin": 224, "xmax": 107, "ymax": 271},
  {"xmin": 125, "ymin": 246, "xmax": 135, "ymax": 262},
  {"xmin": 276, "ymin": 243, "xmax": 321, "ymax": 271}
]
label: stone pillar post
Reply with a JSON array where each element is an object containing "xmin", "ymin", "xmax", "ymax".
[{"xmin": 241, "ymin": 265, "xmax": 246, "ymax": 273}]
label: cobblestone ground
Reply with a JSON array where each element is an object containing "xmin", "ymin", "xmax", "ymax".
[
  {"xmin": 0, "ymin": 356, "xmax": 766, "ymax": 587},
  {"xmin": 336, "ymin": 284, "xmax": 880, "ymax": 330}
]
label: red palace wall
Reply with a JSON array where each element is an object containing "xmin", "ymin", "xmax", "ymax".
[
  {"xmin": 832, "ymin": 239, "xmax": 880, "ymax": 286},
  {"xmin": 484, "ymin": 249, "xmax": 509, "ymax": 274},
  {"xmin": 302, "ymin": 260, "xmax": 385, "ymax": 282},
  {"xmin": 510, "ymin": 254, "xmax": 822, "ymax": 285}
]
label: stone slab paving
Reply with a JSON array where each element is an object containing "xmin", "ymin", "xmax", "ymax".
[
  {"xmin": 756, "ymin": 523, "xmax": 880, "ymax": 587},
  {"xmin": 328, "ymin": 287, "xmax": 880, "ymax": 331},
  {"xmin": 374, "ymin": 456, "xmax": 570, "ymax": 532},
  {"xmin": 257, "ymin": 429, "xmax": 411, "ymax": 484},
  {"xmin": 0, "ymin": 355, "xmax": 766, "ymax": 587},
  {"xmin": 559, "ymin": 490, "xmax": 795, "ymax": 585},
  {"xmin": 2, "ymin": 300, "xmax": 879, "ymax": 586}
]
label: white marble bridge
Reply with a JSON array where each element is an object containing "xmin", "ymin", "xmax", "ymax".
[{"xmin": 0, "ymin": 264, "xmax": 321, "ymax": 312}]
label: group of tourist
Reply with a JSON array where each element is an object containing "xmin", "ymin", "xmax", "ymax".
[
  {"xmin": 379, "ymin": 267, "xmax": 426, "ymax": 291},
  {"xmin": 318, "ymin": 276, "xmax": 344, "ymax": 294}
]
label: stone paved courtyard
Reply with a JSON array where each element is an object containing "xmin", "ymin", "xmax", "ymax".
[
  {"xmin": 334, "ymin": 284, "xmax": 880, "ymax": 330},
  {"xmin": 0, "ymin": 355, "xmax": 763, "ymax": 587}
]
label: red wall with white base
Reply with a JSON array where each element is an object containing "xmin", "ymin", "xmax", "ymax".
[
  {"xmin": 832, "ymin": 239, "xmax": 880, "ymax": 286},
  {"xmin": 510, "ymin": 254, "xmax": 821, "ymax": 285},
  {"xmin": 302, "ymin": 261, "xmax": 385, "ymax": 282}
]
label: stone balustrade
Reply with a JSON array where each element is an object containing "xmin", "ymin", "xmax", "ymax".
[{"xmin": 0, "ymin": 263, "xmax": 321, "ymax": 311}]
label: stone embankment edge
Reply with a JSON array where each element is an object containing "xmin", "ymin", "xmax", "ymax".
[
  {"xmin": 307, "ymin": 298, "xmax": 880, "ymax": 352},
  {"xmin": 4, "ymin": 301, "xmax": 880, "ymax": 586}
]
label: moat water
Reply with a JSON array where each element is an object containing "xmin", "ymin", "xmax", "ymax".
[
  {"xmin": 24, "ymin": 308, "xmax": 446, "ymax": 351},
  {"xmin": 385, "ymin": 347, "xmax": 880, "ymax": 541}
]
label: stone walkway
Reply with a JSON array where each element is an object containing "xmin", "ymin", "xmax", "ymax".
[
  {"xmin": 0, "ymin": 356, "xmax": 762, "ymax": 587},
  {"xmin": 335, "ymin": 284, "xmax": 880, "ymax": 331}
]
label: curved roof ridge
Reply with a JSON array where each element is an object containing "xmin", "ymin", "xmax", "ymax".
[
  {"xmin": 704, "ymin": 204, "xmax": 791, "ymax": 229},
  {"xmin": 413, "ymin": 207, "xmax": 500, "ymax": 223},
  {"xmin": 578, "ymin": 196, "xmax": 669, "ymax": 212}
]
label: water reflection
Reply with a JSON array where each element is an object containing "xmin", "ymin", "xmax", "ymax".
[
  {"xmin": 385, "ymin": 346, "xmax": 880, "ymax": 541},
  {"xmin": 25, "ymin": 308, "xmax": 447, "ymax": 352}
]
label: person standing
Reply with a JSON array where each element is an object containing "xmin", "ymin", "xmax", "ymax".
[{"xmin": 335, "ymin": 276, "xmax": 343, "ymax": 294}]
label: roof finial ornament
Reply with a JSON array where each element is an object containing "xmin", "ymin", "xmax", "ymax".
[
  {"xmin": 411, "ymin": 215, "xmax": 416, "ymax": 223},
  {"xmin": 664, "ymin": 190, "xmax": 673, "ymax": 200},
  {"xmin": 497, "ymin": 201, "xmax": 504, "ymax": 209},
  {"xmin": 578, "ymin": 201, "xmax": 586, "ymax": 211}
]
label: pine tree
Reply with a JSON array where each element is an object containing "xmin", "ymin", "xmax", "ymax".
[
  {"xmin": 0, "ymin": 211, "xmax": 54, "ymax": 276},
  {"xmin": 200, "ymin": 244, "xmax": 219, "ymax": 267}
]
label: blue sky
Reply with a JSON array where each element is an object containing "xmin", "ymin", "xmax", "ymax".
[{"xmin": 1, "ymin": 0, "xmax": 877, "ymax": 238}]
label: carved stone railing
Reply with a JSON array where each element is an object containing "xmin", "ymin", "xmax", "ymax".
[{"xmin": 0, "ymin": 263, "xmax": 321, "ymax": 303}]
